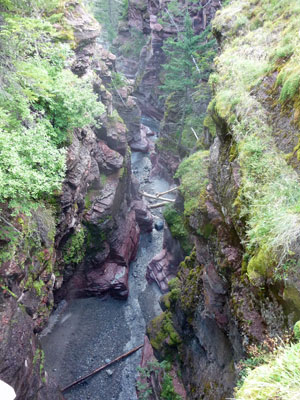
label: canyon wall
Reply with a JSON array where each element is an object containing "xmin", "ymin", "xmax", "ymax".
[
  {"xmin": 0, "ymin": 1, "xmax": 151, "ymax": 398},
  {"xmin": 141, "ymin": 1, "xmax": 300, "ymax": 399}
]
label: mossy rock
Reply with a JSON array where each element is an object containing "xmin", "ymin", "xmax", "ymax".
[
  {"xmin": 247, "ymin": 247, "xmax": 276, "ymax": 286},
  {"xmin": 283, "ymin": 285, "xmax": 300, "ymax": 311},
  {"xmin": 148, "ymin": 311, "xmax": 181, "ymax": 354}
]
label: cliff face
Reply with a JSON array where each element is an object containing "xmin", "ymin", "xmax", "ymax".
[
  {"xmin": 146, "ymin": 1, "xmax": 300, "ymax": 399},
  {"xmin": 117, "ymin": 0, "xmax": 221, "ymax": 121},
  {"xmin": 0, "ymin": 1, "xmax": 150, "ymax": 398}
]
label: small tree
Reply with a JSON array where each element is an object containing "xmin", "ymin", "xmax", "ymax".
[{"xmin": 160, "ymin": 10, "xmax": 216, "ymax": 150}]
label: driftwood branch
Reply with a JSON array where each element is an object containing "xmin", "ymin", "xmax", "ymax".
[
  {"xmin": 61, "ymin": 344, "xmax": 144, "ymax": 393},
  {"xmin": 191, "ymin": 127, "xmax": 199, "ymax": 140},
  {"xmin": 141, "ymin": 192, "xmax": 175, "ymax": 203},
  {"xmin": 148, "ymin": 202, "xmax": 169, "ymax": 209},
  {"xmin": 155, "ymin": 187, "xmax": 179, "ymax": 197}
]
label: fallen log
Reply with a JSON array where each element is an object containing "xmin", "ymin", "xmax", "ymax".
[
  {"xmin": 148, "ymin": 202, "xmax": 169, "ymax": 209},
  {"xmin": 141, "ymin": 192, "xmax": 175, "ymax": 203},
  {"xmin": 155, "ymin": 186, "xmax": 179, "ymax": 197},
  {"xmin": 61, "ymin": 344, "xmax": 144, "ymax": 393}
]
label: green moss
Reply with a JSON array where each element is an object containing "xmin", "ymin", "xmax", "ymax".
[
  {"xmin": 175, "ymin": 151, "xmax": 209, "ymax": 218},
  {"xmin": 85, "ymin": 222, "xmax": 107, "ymax": 257},
  {"xmin": 33, "ymin": 279, "xmax": 45, "ymax": 297},
  {"xmin": 196, "ymin": 222, "xmax": 214, "ymax": 239},
  {"xmin": 63, "ymin": 227, "xmax": 86, "ymax": 265},
  {"xmin": 229, "ymin": 142, "xmax": 238, "ymax": 162},
  {"xmin": 179, "ymin": 264, "xmax": 203, "ymax": 314},
  {"xmin": 148, "ymin": 312, "xmax": 181, "ymax": 352},
  {"xmin": 203, "ymin": 114, "xmax": 217, "ymax": 138},
  {"xmin": 163, "ymin": 205, "xmax": 192, "ymax": 254},
  {"xmin": 247, "ymin": 247, "xmax": 276, "ymax": 285},
  {"xmin": 283, "ymin": 285, "xmax": 300, "ymax": 310}
]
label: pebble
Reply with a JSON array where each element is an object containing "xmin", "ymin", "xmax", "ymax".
[
  {"xmin": 105, "ymin": 358, "xmax": 111, "ymax": 364},
  {"xmin": 106, "ymin": 369, "xmax": 113, "ymax": 376}
]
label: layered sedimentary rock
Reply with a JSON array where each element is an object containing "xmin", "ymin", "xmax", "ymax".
[{"xmin": 0, "ymin": 1, "xmax": 152, "ymax": 398}]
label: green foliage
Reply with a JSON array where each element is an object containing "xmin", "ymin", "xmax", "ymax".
[
  {"xmin": 148, "ymin": 311, "xmax": 181, "ymax": 351},
  {"xmin": 137, "ymin": 360, "xmax": 182, "ymax": 400},
  {"xmin": 0, "ymin": 118, "xmax": 65, "ymax": 214},
  {"xmin": 111, "ymin": 71, "xmax": 127, "ymax": 89},
  {"xmin": 211, "ymin": 0, "xmax": 300, "ymax": 269},
  {"xmin": 161, "ymin": 373, "xmax": 182, "ymax": 400},
  {"xmin": 122, "ymin": 0, "xmax": 128, "ymax": 20},
  {"xmin": 293, "ymin": 321, "xmax": 300, "ymax": 340},
  {"xmin": 236, "ymin": 352, "xmax": 270, "ymax": 389},
  {"xmin": 160, "ymin": 13, "xmax": 201, "ymax": 94},
  {"xmin": 119, "ymin": 27, "xmax": 147, "ymax": 58},
  {"xmin": 236, "ymin": 342, "xmax": 300, "ymax": 400},
  {"xmin": 63, "ymin": 228, "xmax": 86, "ymax": 265},
  {"xmin": 277, "ymin": 67, "xmax": 300, "ymax": 103},
  {"xmin": 163, "ymin": 205, "xmax": 192, "ymax": 254},
  {"xmin": 93, "ymin": 0, "xmax": 121, "ymax": 44},
  {"xmin": 33, "ymin": 279, "xmax": 45, "ymax": 297},
  {"xmin": 0, "ymin": 1, "xmax": 105, "ymax": 214},
  {"xmin": 175, "ymin": 151, "xmax": 209, "ymax": 217}
]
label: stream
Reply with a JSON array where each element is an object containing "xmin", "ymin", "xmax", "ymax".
[{"xmin": 41, "ymin": 125, "xmax": 176, "ymax": 400}]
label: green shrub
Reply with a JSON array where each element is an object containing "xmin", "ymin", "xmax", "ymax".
[
  {"xmin": 0, "ymin": 3, "xmax": 105, "ymax": 214},
  {"xmin": 137, "ymin": 360, "xmax": 182, "ymax": 400},
  {"xmin": 63, "ymin": 228, "xmax": 86, "ymax": 265}
]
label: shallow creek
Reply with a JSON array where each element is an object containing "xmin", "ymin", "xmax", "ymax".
[{"xmin": 41, "ymin": 130, "xmax": 176, "ymax": 400}]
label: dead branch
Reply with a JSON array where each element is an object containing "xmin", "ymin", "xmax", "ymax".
[
  {"xmin": 148, "ymin": 202, "xmax": 169, "ymax": 209},
  {"xmin": 61, "ymin": 344, "xmax": 144, "ymax": 393},
  {"xmin": 141, "ymin": 192, "xmax": 175, "ymax": 203},
  {"xmin": 155, "ymin": 187, "xmax": 179, "ymax": 197}
]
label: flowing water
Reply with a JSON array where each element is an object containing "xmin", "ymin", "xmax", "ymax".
[{"xmin": 41, "ymin": 129, "xmax": 176, "ymax": 400}]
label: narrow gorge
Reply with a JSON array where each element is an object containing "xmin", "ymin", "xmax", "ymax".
[{"xmin": 2, "ymin": 1, "xmax": 300, "ymax": 400}]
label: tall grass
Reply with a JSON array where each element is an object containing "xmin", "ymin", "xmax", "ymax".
[{"xmin": 236, "ymin": 342, "xmax": 300, "ymax": 400}]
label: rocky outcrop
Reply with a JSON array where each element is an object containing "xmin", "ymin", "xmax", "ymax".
[{"xmin": 147, "ymin": 227, "xmax": 184, "ymax": 292}]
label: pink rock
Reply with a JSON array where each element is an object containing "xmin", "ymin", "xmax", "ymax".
[
  {"xmin": 133, "ymin": 200, "xmax": 153, "ymax": 232},
  {"xmin": 95, "ymin": 140, "xmax": 124, "ymax": 173},
  {"xmin": 147, "ymin": 229, "xmax": 184, "ymax": 293},
  {"xmin": 140, "ymin": 336, "xmax": 156, "ymax": 368},
  {"xmin": 110, "ymin": 210, "xmax": 140, "ymax": 265},
  {"xmin": 86, "ymin": 263, "xmax": 129, "ymax": 299}
]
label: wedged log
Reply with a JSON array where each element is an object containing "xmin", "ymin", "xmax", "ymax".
[
  {"xmin": 149, "ymin": 202, "xmax": 169, "ymax": 209},
  {"xmin": 141, "ymin": 192, "xmax": 175, "ymax": 203}
]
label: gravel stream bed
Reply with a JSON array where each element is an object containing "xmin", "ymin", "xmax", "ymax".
[{"xmin": 41, "ymin": 143, "xmax": 175, "ymax": 400}]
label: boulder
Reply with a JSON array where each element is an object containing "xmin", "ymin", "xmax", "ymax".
[
  {"xmin": 86, "ymin": 263, "xmax": 129, "ymax": 299},
  {"xmin": 133, "ymin": 200, "xmax": 153, "ymax": 233}
]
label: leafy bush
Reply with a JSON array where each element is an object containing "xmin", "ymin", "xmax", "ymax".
[
  {"xmin": 137, "ymin": 360, "xmax": 182, "ymax": 400},
  {"xmin": 0, "ymin": 117, "xmax": 65, "ymax": 214},
  {"xmin": 0, "ymin": 2, "xmax": 105, "ymax": 213},
  {"xmin": 63, "ymin": 228, "xmax": 86, "ymax": 265}
]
